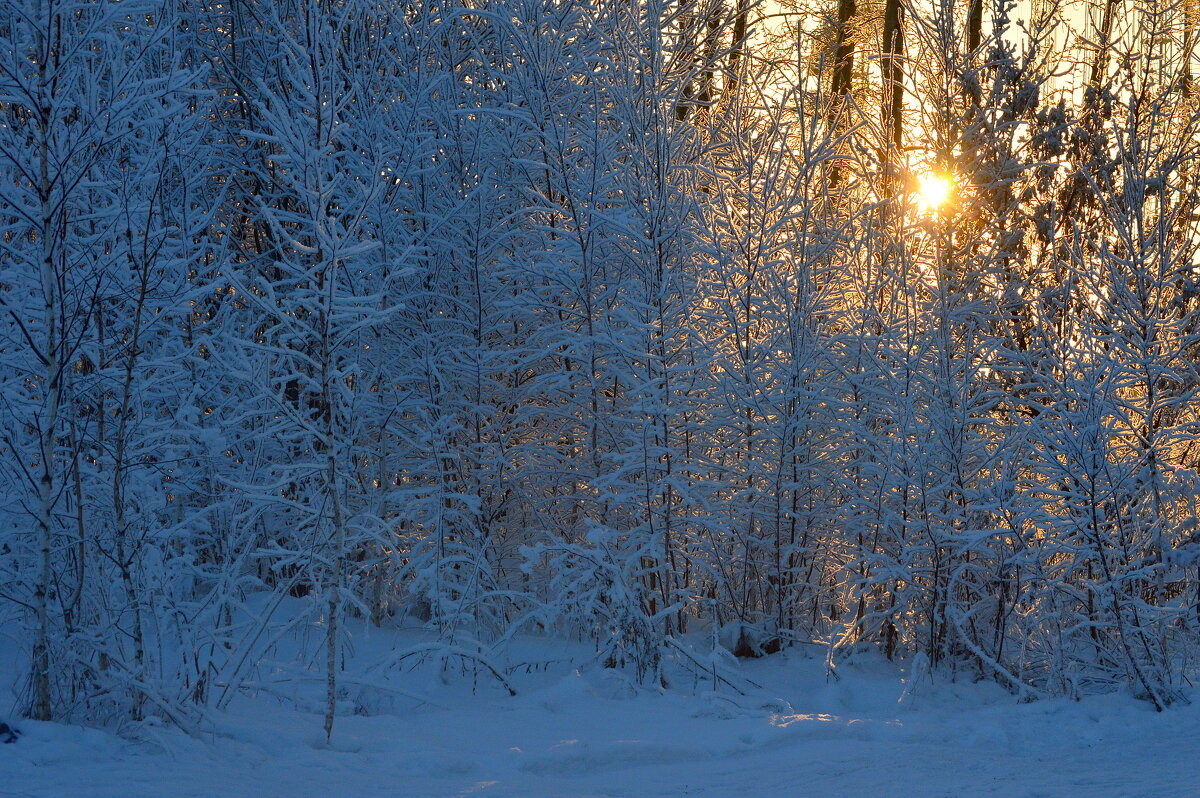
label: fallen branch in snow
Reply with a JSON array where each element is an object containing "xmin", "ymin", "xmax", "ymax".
[
  {"xmin": 213, "ymin": 573, "xmax": 310, "ymax": 712},
  {"xmin": 946, "ymin": 608, "xmax": 1045, "ymax": 702},
  {"xmin": 369, "ymin": 642, "xmax": 517, "ymax": 696},
  {"xmin": 338, "ymin": 674, "xmax": 449, "ymax": 711},
  {"xmin": 664, "ymin": 637, "xmax": 763, "ymax": 695},
  {"xmin": 231, "ymin": 669, "xmax": 449, "ymax": 712},
  {"xmin": 506, "ymin": 657, "xmax": 575, "ymax": 676}
]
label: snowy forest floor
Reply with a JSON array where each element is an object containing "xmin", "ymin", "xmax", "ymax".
[{"xmin": 3, "ymin": 619, "xmax": 1198, "ymax": 797}]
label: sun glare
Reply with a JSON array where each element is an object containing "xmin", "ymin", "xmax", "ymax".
[{"xmin": 917, "ymin": 173, "xmax": 952, "ymax": 212}]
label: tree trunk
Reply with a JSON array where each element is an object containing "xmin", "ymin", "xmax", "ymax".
[
  {"xmin": 727, "ymin": 0, "xmax": 751, "ymax": 96},
  {"xmin": 32, "ymin": 109, "xmax": 58, "ymax": 723},
  {"xmin": 967, "ymin": 0, "xmax": 983, "ymax": 53},
  {"xmin": 881, "ymin": 0, "xmax": 905, "ymax": 157},
  {"xmin": 1089, "ymin": 0, "xmax": 1120, "ymax": 86},
  {"xmin": 831, "ymin": 0, "xmax": 857, "ymax": 105}
]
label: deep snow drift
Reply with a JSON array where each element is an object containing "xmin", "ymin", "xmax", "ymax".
[{"xmin": 3, "ymin": 622, "xmax": 1197, "ymax": 798}]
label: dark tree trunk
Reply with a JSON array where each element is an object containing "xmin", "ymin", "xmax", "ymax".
[
  {"xmin": 727, "ymin": 0, "xmax": 750, "ymax": 96},
  {"xmin": 828, "ymin": 0, "xmax": 858, "ymax": 186},
  {"xmin": 881, "ymin": 0, "xmax": 905, "ymax": 155},
  {"xmin": 1089, "ymin": 0, "xmax": 1119, "ymax": 86},
  {"xmin": 831, "ymin": 0, "xmax": 857, "ymax": 108},
  {"xmin": 967, "ymin": 0, "xmax": 983, "ymax": 53},
  {"xmin": 1184, "ymin": 0, "xmax": 1197, "ymax": 97}
]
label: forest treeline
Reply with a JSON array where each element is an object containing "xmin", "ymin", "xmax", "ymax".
[{"xmin": 3, "ymin": 0, "xmax": 1200, "ymax": 735}]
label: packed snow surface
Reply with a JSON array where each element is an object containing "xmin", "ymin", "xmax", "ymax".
[{"xmin": 3, "ymin": 627, "xmax": 1197, "ymax": 797}]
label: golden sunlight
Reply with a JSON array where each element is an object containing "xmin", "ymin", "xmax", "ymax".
[{"xmin": 916, "ymin": 173, "xmax": 952, "ymax": 212}]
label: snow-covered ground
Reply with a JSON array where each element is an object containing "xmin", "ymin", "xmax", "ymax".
[{"xmin": 3, "ymin": 625, "xmax": 1197, "ymax": 797}]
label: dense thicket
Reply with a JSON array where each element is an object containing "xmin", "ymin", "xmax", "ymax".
[{"xmin": 3, "ymin": 0, "xmax": 1200, "ymax": 734}]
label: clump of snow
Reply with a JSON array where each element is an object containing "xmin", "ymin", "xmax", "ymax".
[{"xmin": 716, "ymin": 621, "xmax": 783, "ymax": 659}]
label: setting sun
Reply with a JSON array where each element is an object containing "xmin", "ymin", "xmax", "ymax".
[{"xmin": 917, "ymin": 173, "xmax": 952, "ymax": 211}]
